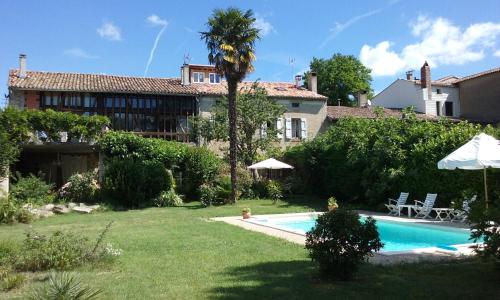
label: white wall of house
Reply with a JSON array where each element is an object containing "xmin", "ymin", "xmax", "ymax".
[
  {"xmin": 430, "ymin": 86, "xmax": 460, "ymax": 117},
  {"xmin": 373, "ymin": 79, "xmax": 460, "ymax": 117},
  {"xmin": 198, "ymin": 96, "xmax": 327, "ymax": 150},
  {"xmin": 372, "ymin": 79, "xmax": 425, "ymax": 112}
]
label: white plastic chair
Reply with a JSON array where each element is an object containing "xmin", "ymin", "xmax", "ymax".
[
  {"xmin": 385, "ymin": 192, "xmax": 409, "ymax": 216},
  {"xmin": 413, "ymin": 193, "xmax": 438, "ymax": 219},
  {"xmin": 452, "ymin": 195, "xmax": 477, "ymax": 222}
]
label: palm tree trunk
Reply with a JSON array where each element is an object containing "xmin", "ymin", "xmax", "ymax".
[{"xmin": 227, "ymin": 80, "xmax": 238, "ymax": 204}]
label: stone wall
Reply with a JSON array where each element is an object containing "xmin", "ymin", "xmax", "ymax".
[{"xmin": 459, "ymin": 72, "xmax": 500, "ymax": 124}]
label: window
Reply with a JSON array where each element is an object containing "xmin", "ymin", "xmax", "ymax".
[
  {"xmin": 84, "ymin": 94, "xmax": 96, "ymax": 108},
  {"xmin": 209, "ymin": 73, "xmax": 221, "ymax": 84},
  {"xmin": 193, "ymin": 72, "xmax": 204, "ymax": 83},
  {"xmin": 445, "ymin": 102, "xmax": 453, "ymax": 117},
  {"xmin": 292, "ymin": 102, "xmax": 300, "ymax": 108},
  {"xmin": 436, "ymin": 88, "xmax": 442, "ymax": 94},
  {"xmin": 291, "ymin": 118, "xmax": 301, "ymax": 138},
  {"xmin": 44, "ymin": 93, "xmax": 59, "ymax": 107}
]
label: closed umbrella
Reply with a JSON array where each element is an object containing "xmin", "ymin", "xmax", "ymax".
[{"xmin": 437, "ymin": 133, "xmax": 500, "ymax": 208}]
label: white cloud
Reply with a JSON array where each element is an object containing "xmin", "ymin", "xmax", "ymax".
[
  {"xmin": 147, "ymin": 14, "xmax": 168, "ymax": 27},
  {"xmin": 360, "ymin": 41, "xmax": 406, "ymax": 76},
  {"xmin": 184, "ymin": 26, "xmax": 195, "ymax": 33},
  {"xmin": 360, "ymin": 15, "xmax": 500, "ymax": 76},
  {"xmin": 254, "ymin": 16, "xmax": 276, "ymax": 36},
  {"xmin": 144, "ymin": 15, "xmax": 169, "ymax": 77},
  {"xmin": 63, "ymin": 48, "xmax": 99, "ymax": 59},
  {"xmin": 495, "ymin": 50, "xmax": 500, "ymax": 57},
  {"xmin": 97, "ymin": 21, "xmax": 122, "ymax": 41}
]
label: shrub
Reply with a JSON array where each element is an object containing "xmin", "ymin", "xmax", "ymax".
[
  {"xmin": 251, "ymin": 180, "xmax": 267, "ymax": 198},
  {"xmin": 16, "ymin": 222, "xmax": 119, "ymax": 272},
  {"xmin": 0, "ymin": 198, "xmax": 33, "ymax": 225},
  {"xmin": 98, "ymin": 131, "xmax": 221, "ymax": 198},
  {"xmin": 182, "ymin": 146, "xmax": 221, "ymax": 197},
  {"xmin": 154, "ymin": 189, "xmax": 183, "ymax": 207},
  {"xmin": 305, "ymin": 209, "xmax": 383, "ymax": 280},
  {"xmin": 215, "ymin": 175, "xmax": 232, "ymax": 202},
  {"xmin": 103, "ymin": 158, "xmax": 171, "ymax": 208},
  {"xmin": 266, "ymin": 180, "xmax": 283, "ymax": 203},
  {"xmin": 10, "ymin": 172, "xmax": 54, "ymax": 205},
  {"xmin": 16, "ymin": 231, "xmax": 90, "ymax": 271},
  {"xmin": 58, "ymin": 171, "xmax": 99, "ymax": 203},
  {"xmin": 28, "ymin": 272, "xmax": 101, "ymax": 300},
  {"xmin": 2, "ymin": 273, "xmax": 25, "ymax": 291},
  {"xmin": 199, "ymin": 184, "xmax": 218, "ymax": 207},
  {"xmin": 470, "ymin": 204, "xmax": 500, "ymax": 264}
]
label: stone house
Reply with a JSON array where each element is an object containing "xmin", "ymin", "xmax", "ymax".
[{"xmin": 6, "ymin": 54, "xmax": 328, "ymax": 187}]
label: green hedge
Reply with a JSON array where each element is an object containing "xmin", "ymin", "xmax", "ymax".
[
  {"xmin": 98, "ymin": 131, "xmax": 221, "ymax": 199},
  {"xmin": 285, "ymin": 114, "xmax": 500, "ymax": 208}
]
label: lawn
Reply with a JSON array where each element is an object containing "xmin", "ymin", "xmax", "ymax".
[{"xmin": 1, "ymin": 198, "xmax": 499, "ymax": 299}]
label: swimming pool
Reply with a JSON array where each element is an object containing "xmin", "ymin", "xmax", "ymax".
[{"xmin": 247, "ymin": 214, "xmax": 476, "ymax": 253}]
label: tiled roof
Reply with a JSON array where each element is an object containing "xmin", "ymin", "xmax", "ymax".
[
  {"xmin": 326, "ymin": 106, "xmax": 437, "ymax": 121},
  {"xmin": 195, "ymin": 81, "xmax": 328, "ymax": 100},
  {"xmin": 8, "ymin": 70, "xmax": 327, "ymax": 100},
  {"xmin": 406, "ymin": 79, "xmax": 457, "ymax": 87},
  {"xmin": 8, "ymin": 70, "xmax": 199, "ymax": 95},
  {"xmin": 454, "ymin": 67, "xmax": 500, "ymax": 83}
]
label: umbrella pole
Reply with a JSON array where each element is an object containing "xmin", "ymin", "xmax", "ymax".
[{"xmin": 484, "ymin": 168, "xmax": 489, "ymax": 209}]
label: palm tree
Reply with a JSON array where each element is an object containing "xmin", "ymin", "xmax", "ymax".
[{"xmin": 201, "ymin": 8, "xmax": 260, "ymax": 203}]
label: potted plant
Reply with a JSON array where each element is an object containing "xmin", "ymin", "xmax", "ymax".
[
  {"xmin": 327, "ymin": 197, "xmax": 339, "ymax": 212},
  {"xmin": 242, "ymin": 207, "xmax": 251, "ymax": 219}
]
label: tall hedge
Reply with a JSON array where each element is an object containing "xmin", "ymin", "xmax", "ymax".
[
  {"xmin": 98, "ymin": 131, "xmax": 221, "ymax": 198},
  {"xmin": 285, "ymin": 114, "xmax": 500, "ymax": 208}
]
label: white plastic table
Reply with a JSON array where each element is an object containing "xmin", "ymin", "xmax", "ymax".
[
  {"xmin": 433, "ymin": 208, "xmax": 455, "ymax": 221},
  {"xmin": 397, "ymin": 205, "xmax": 415, "ymax": 218}
]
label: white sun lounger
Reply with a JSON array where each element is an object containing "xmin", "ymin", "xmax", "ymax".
[
  {"xmin": 412, "ymin": 193, "xmax": 438, "ymax": 219},
  {"xmin": 385, "ymin": 192, "xmax": 409, "ymax": 216}
]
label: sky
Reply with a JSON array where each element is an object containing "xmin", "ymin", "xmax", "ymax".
[{"xmin": 1, "ymin": 0, "xmax": 500, "ymax": 104}]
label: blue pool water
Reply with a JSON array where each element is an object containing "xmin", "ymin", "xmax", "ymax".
[{"xmin": 268, "ymin": 216, "xmax": 474, "ymax": 252}]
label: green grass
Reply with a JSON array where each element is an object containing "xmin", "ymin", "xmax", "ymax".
[{"xmin": 1, "ymin": 198, "xmax": 499, "ymax": 299}]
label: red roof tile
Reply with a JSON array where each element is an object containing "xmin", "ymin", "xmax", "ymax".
[
  {"xmin": 8, "ymin": 70, "xmax": 327, "ymax": 100},
  {"xmin": 327, "ymin": 106, "xmax": 437, "ymax": 121}
]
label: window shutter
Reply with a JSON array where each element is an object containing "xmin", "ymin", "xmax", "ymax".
[
  {"xmin": 285, "ymin": 118, "xmax": 292, "ymax": 139},
  {"xmin": 276, "ymin": 118, "xmax": 283, "ymax": 139},
  {"xmin": 260, "ymin": 123, "xmax": 267, "ymax": 138},
  {"xmin": 300, "ymin": 118, "xmax": 307, "ymax": 139}
]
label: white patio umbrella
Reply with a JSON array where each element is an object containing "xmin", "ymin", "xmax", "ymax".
[
  {"xmin": 247, "ymin": 158, "xmax": 294, "ymax": 170},
  {"xmin": 437, "ymin": 133, "xmax": 500, "ymax": 208}
]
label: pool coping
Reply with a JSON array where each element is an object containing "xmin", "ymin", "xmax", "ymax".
[{"xmin": 211, "ymin": 211, "xmax": 480, "ymax": 265}]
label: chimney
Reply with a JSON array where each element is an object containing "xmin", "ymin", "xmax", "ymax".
[
  {"xmin": 308, "ymin": 72, "xmax": 317, "ymax": 93},
  {"xmin": 294, "ymin": 75, "xmax": 302, "ymax": 88},
  {"xmin": 19, "ymin": 54, "xmax": 27, "ymax": 78},
  {"xmin": 420, "ymin": 61, "xmax": 432, "ymax": 100},
  {"xmin": 180, "ymin": 64, "xmax": 190, "ymax": 86},
  {"xmin": 357, "ymin": 91, "xmax": 368, "ymax": 107},
  {"xmin": 405, "ymin": 70, "xmax": 414, "ymax": 81}
]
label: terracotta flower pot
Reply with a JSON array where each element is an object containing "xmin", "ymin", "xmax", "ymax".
[
  {"xmin": 242, "ymin": 212, "xmax": 251, "ymax": 219},
  {"xmin": 328, "ymin": 205, "xmax": 338, "ymax": 212}
]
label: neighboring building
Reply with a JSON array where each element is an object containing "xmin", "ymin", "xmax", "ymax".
[
  {"xmin": 6, "ymin": 54, "xmax": 328, "ymax": 186},
  {"xmin": 372, "ymin": 62, "xmax": 460, "ymax": 118},
  {"xmin": 455, "ymin": 67, "xmax": 500, "ymax": 123},
  {"xmin": 373, "ymin": 62, "xmax": 500, "ymax": 124}
]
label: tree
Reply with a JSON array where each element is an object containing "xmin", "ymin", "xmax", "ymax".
[
  {"xmin": 201, "ymin": 8, "xmax": 260, "ymax": 203},
  {"xmin": 192, "ymin": 83, "xmax": 286, "ymax": 166},
  {"xmin": 0, "ymin": 130, "xmax": 19, "ymax": 179},
  {"xmin": 304, "ymin": 54, "xmax": 373, "ymax": 106}
]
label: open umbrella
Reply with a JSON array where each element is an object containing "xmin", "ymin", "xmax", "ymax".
[
  {"xmin": 247, "ymin": 158, "xmax": 294, "ymax": 170},
  {"xmin": 437, "ymin": 133, "xmax": 500, "ymax": 208}
]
